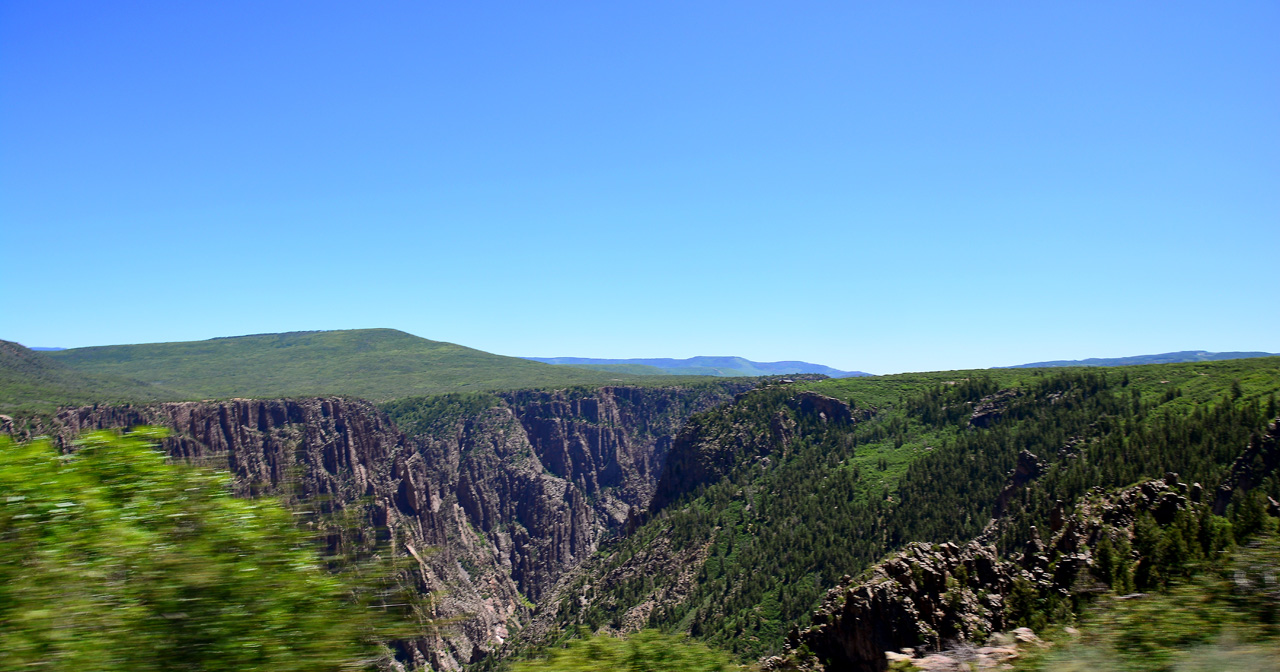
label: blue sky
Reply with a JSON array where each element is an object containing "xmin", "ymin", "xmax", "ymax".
[{"xmin": 2, "ymin": 2, "xmax": 1276, "ymax": 373}]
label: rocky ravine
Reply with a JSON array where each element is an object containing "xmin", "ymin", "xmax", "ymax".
[
  {"xmin": 508, "ymin": 391, "xmax": 872, "ymax": 654},
  {"xmin": 18, "ymin": 383, "xmax": 751, "ymax": 670}
]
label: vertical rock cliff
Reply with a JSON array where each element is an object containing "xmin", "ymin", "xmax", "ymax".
[{"xmin": 28, "ymin": 383, "xmax": 750, "ymax": 670}]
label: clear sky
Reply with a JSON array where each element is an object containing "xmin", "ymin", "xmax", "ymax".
[{"xmin": 2, "ymin": 2, "xmax": 1277, "ymax": 374}]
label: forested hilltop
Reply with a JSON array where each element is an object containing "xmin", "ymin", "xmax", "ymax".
[{"xmin": 500, "ymin": 357, "xmax": 1280, "ymax": 670}]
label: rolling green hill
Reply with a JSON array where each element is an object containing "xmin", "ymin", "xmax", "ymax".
[
  {"xmin": 0, "ymin": 340, "xmax": 188, "ymax": 413},
  {"xmin": 44, "ymin": 329, "xmax": 666, "ymax": 402}
]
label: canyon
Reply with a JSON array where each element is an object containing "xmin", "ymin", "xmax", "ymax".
[
  {"xmin": 8, "ymin": 355, "xmax": 1280, "ymax": 671},
  {"xmin": 26, "ymin": 382, "xmax": 752, "ymax": 670}
]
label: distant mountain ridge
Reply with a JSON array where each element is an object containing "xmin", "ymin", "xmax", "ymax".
[
  {"xmin": 525, "ymin": 355, "xmax": 871, "ymax": 378},
  {"xmin": 1002, "ymin": 350, "xmax": 1278, "ymax": 369}
]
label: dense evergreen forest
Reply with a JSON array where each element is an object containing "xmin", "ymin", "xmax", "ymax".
[{"xmin": 529, "ymin": 358, "xmax": 1280, "ymax": 662}]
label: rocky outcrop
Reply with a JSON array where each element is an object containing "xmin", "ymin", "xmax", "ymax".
[
  {"xmin": 21, "ymin": 384, "xmax": 748, "ymax": 671},
  {"xmin": 967, "ymin": 390, "xmax": 1020, "ymax": 429},
  {"xmin": 791, "ymin": 392, "xmax": 855, "ymax": 424},
  {"xmin": 993, "ymin": 450, "xmax": 1045, "ymax": 516},
  {"xmin": 767, "ymin": 539, "xmax": 1016, "ymax": 672},
  {"xmin": 1076, "ymin": 473, "xmax": 1190, "ymax": 529},
  {"xmin": 768, "ymin": 472, "xmax": 1209, "ymax": 672}
]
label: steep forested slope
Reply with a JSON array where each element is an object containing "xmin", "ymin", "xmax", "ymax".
[{"xmin": 513, "ymin": 358, "xmax": 1280, "ymax": 664}]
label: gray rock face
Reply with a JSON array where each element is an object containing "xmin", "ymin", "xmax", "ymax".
[
  {"xmin": 790, "ymin": 392, "xmax": 855, "ymax": 424},
  {"xmin": 25, "ymin": 384, "xmax": 748, "ymax": 670},
  {"xmin": 967, "ymin": 389, "xmax": 1020, "ymax": 429},
  {"xmin": 769, "ymin": 539, "xmax": 1015, "ymax": 672}
]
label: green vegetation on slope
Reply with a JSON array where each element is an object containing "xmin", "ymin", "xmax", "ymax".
[
  {"xmin": 45, "ymin": 329, "xmax": 686, "ymax": 402},
  {"xmin": 0, "ymin": 429, "xmax": 417, "ymax": 670},
  {"xmin": 381, "ymin": 391, "xmax": 505, "ymax": 436},
  {"xmin": 545, "ymin": 358, "xmax": 1280, "ymax": 661},
  {"xmin": 0, "ymin": 339, "xmax": 188, "ymax": 413}
]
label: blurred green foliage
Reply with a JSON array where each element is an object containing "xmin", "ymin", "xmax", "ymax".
[
  {"xmin": 0, "ymin": 429, "xmax": 408, "ymax": 671},
  {"xmin": 1015, "ymin": 530, "xmax": 1280, "ymax": 672},
  {"xmin": 510, "ymin": 630, "xmax": 742, "ymax": 672}
]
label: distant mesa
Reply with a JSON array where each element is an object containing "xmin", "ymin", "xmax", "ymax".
[
  {"xmin": 524, "ymin": 355, "xmax": 871, "ymax": 378},
  {"xmin": 1001, "ymin": 350, "xmax": 1278, "ymax": 369}
]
